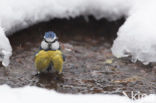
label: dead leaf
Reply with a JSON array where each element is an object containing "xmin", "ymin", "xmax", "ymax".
[{"xmin": 105, "ymin": 59, "xmax": 113, "ymax": 64}]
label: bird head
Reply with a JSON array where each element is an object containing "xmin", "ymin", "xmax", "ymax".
[{"xmin": 44, "ymin": 31, "xmax": 58, "ymax": 43}]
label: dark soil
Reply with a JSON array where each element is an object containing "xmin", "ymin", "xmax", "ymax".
[{"xmin": 0, "ymin": 17, "xmax": 155, "ymax": 95}]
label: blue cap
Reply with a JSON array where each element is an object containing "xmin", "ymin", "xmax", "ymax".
[{"xmin": 44, "ymin": 31, "xmax": 56, "ymax": 39}]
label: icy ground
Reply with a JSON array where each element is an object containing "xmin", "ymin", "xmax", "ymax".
[
  {"xmin": 0, "ymin": 85, "xmax": 155, "ymax": 103},
  {"xmin": 0, "ymin": 19, "xmax": 154, "ymax": 102}
]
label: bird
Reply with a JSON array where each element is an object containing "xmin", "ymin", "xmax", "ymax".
[{"xmin": 34, "ymin": 31, "xmax": 65, "ymax": 74}]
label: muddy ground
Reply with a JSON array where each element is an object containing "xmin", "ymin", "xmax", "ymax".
[{"xmin": 0, "ymin": 17, "xmax": 155, "ymax": 95}]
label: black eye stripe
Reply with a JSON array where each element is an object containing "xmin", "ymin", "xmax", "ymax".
[
  {"xmin": 44, "ymin": 38, "xmax": 58, "ymax": 43},
  {"xmin": 52, "ymin": 39, "xmax": 58, "ymax": 43}
]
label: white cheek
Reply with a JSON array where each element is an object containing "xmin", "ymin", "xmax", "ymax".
[
  {"xmin": 41, "ymin": 41, "xmax": 48, "ymax": 49},
  {"xmin": 51, "ymin": 41, "xmax": 59, "ymax": 50}
]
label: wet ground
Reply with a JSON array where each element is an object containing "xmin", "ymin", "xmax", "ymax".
[{"xmin": 0, "ymin": 17, "xmax": 156, "ymax": 95}]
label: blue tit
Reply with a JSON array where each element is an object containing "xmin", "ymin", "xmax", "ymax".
[
  {"xmin": 35, "ymin": 50, "xmax": 64, "ymax": 74},
  {"xmin": 40, "ymin": 31, "xmax": 60, "ymax": 51}
]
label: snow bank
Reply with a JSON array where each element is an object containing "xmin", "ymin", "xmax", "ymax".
[
  {"xmin": 135, "ymin": 94, "xmax": 156, "ymax": 103},
  {"xmin": 0, "ymin": 0, "xmax": 133, "ymax": 66},
  {"xmin": 112, "ymin": 0, "xmax": 156, "ymax": 64},
  {"xmin": 0, "ymin": 85, "xmax": 155, "ymax": 103},
  {"xmin": 0, "ymin": 0, "xmax": 132, "ymax": 34},
  {"xmin": 0, "ymin": 28, "xmax": 12, "ymax": 67}
]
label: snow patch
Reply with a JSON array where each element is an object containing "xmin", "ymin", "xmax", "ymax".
[
  {"xmin": 0, "ymin": 85, "xmax": 155, "ymax": 103},
  {"xmin": 0, "ymin": 27, "xmax": 12, "ymax": 67},
  {"xmin": 112, "ymin": 0, "xmax": 156, "ymax": 64}
]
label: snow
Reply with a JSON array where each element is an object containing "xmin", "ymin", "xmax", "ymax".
[
  {"xmin": 0, "ymin": 85, "xmax": 155, "ymax": 103},
  {"xmin": 0, "ymin": 0, "xmax": 132, "ymax": 34},
  {"xmin": 111, "ymin": 0, "xmax": 156, "ymax": 64},
  {"xmin": 0, "ymin": 28, "xmax": 12, "ymax": 67}
]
